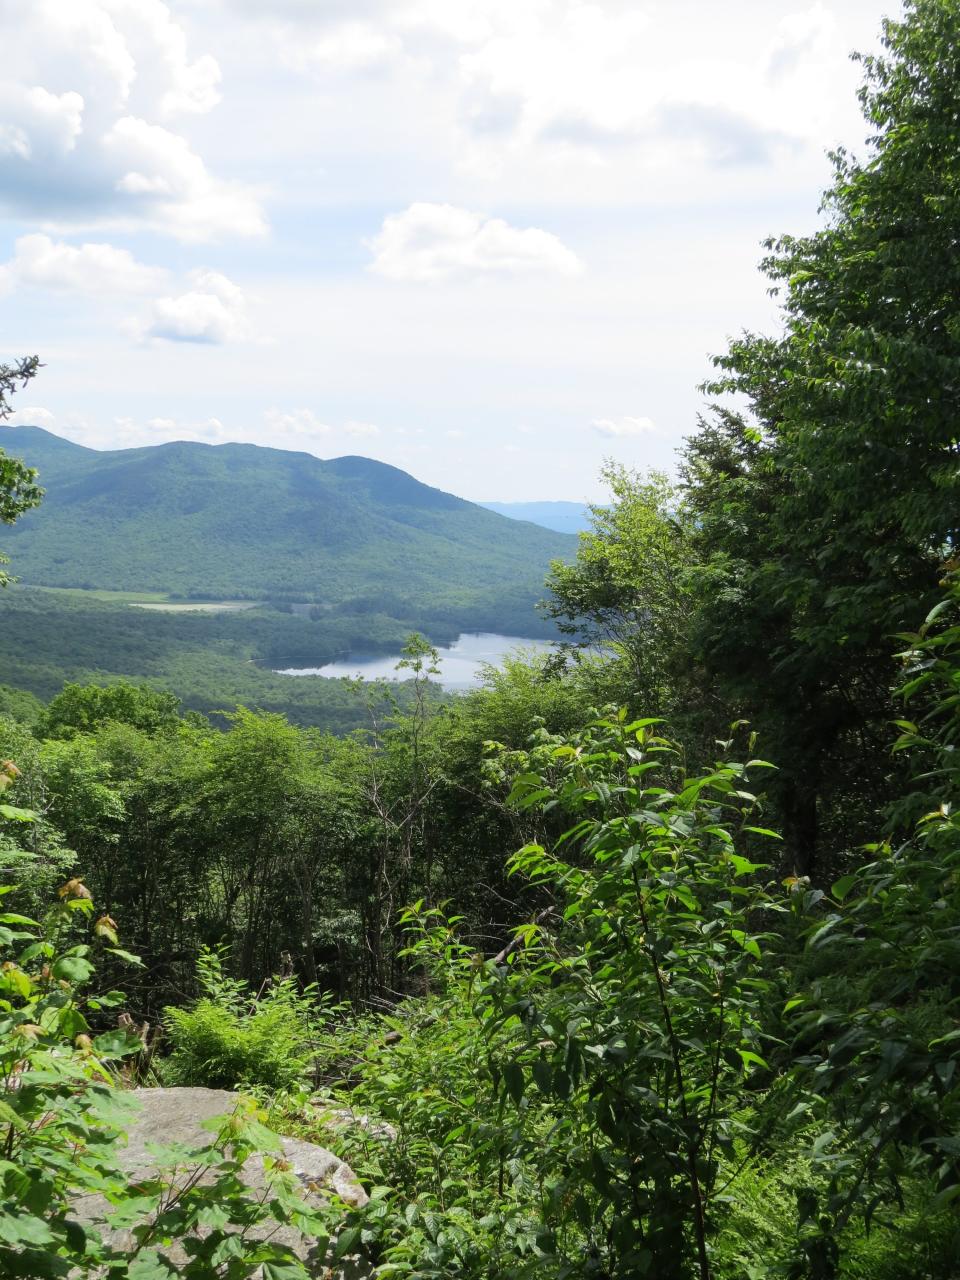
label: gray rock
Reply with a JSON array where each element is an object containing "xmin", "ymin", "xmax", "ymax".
[
  {"xmin": 73, "ymin": 1086, "xmax": 371, "ymax": 1277},
  {"xmin": 309, "ymin": 1101, "xmax": 398, "ymax": 1144}
]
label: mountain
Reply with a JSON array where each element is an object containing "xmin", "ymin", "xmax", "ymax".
[
  {"xmin": 479, "ymin": 501, "xmax": 592, "ymax": 536},
  {"xmin": 0, "ymin": 428, "xmax": 575, "ymax": 622}
]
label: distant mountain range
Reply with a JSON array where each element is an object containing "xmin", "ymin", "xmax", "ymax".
[
  {"xmin": 0, "ymin": 428, "xmax": 575, "ymax": 626},
  {"xmin": 479, "ymin": 501, "xmax": 592, "ymax": 535}
]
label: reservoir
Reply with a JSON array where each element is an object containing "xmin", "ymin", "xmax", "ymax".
[{"xmin": 275, "ymin": 631, "xmax": 555, "ymax": 691}]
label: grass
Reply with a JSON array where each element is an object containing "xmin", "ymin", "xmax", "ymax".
[
  {"xmin": 24, "ymin": 585, "xmax": 261, "ymax": 613},
  {"xmin": 25, "ymin": 585, "xmax": 172, "ymax": 604}
]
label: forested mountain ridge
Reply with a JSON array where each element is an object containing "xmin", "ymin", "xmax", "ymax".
[{"xmin": 0, "ymin": 427, "xmax": 575, "ymax": 604}]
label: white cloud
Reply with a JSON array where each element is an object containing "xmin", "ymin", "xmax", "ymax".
[
  {"xmin": 105, "ymin": 413, "xmax": 230, "ymax": 447},
  {"xmin": 261, "ymin": 411, "xmax": 380, "ymax": 442},
  {"xmin": 264, "ymin": 408, "xmax": 332, "ymax": 436},
  {"xmin": 0, "ymin": 124, "xmax": 31, "ymax": 161},
  {"xmin": 769, "ymin": 2, "xmax": 837, "ymax": 78},
  {"xmin": 290, "ymin": 22, "xmax": 405, "ymax": 73},
  {"xmin": 591, "ymin": 416, "xmax": 658, "ymax": 438},
  {"xmin": 455, "ymin": 4, "xmax": 654, "ymax": 145},
  {"xmin": 369, "ymin": 202, "xmax": 582, "ymax": 281},
  {"xmin": 448, "ymin": 1, "xmax": 857, "ymax": 168},
  {"xmin": 0, "ymin": 84, "xmax": 85, "ymax": 160},
  {"xmin": 0, "ymin": 233, "xmax": 167, "ymax": 296},
  {"xmin": 122, "ymin": 0, "xmax": 223, "ymax": 116},
  {"xmin": 3, "ymin": 406, "xmax": 57, "ymax": 429},
  {"xmin": 146, "ymin": 269, "xmax": 248, "ymax": 343},
  {"xmin": 104, "ymin": 116, "xmax": 266, "ymax": 240},
  {"xmin": 217, "ymin": 0, "xmax": 868, "ymax": 185},
  {"xmin": 0, "ymin": 0, "xmax": 262, "ymax": 240},
  {"xmin": 0, "ymin": 0, "xmax": 220, "ymax": 121}
]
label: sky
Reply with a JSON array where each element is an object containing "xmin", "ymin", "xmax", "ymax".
[{"xmin": 0, "ymin": 0, "xmax": 904, "ymax": 502}]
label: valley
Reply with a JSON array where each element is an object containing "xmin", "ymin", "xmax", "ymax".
[{"xmin": 0, "ymin": 429, "xmax": 573, "ymax": 729}]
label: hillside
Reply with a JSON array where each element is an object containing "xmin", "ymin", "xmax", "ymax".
[
  {"xmin": 0, "ymin": 428, "xmax": 575, "ymax": 614},
  {"xmin": 479, "ymin": 500, "xmax": 592, "ymax": 535}
]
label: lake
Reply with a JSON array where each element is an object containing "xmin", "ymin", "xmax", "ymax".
[{"xmin": 275, "ymin": 632, "xmax": 556, "ymax": 691}]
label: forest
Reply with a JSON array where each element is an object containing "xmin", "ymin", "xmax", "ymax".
[
  {"xmin": 0, "ymin": 585, "xmax": 553, "ymax": 732},
  {"xmin": 1, "ymin": 3, "xmax": 959, "ymax": 1277}
]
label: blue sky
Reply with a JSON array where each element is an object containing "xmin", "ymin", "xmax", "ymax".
[{"xmin": 0, "ymin": 0, "xmax": 902, "ymax": 501}]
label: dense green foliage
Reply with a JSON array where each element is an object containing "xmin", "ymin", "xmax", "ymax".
[
  {"xmin": 163, "ymin": 947, "xmax": 332, "ymax": 1092},
  {"xmin": 678, "ymin": 3, "xmax": 960, "ymax": 873},
  {"xmin": 0, "ymin": 646, "xmax": 616, "ymax": 1014},
  {"xmin": 3, "ymin": 3, "xmax": 960, "ymax": 1277},
  {"xmin": 0, "ymin": 357, "xmax": 44, "ymax": 587},
  {"xmin": 0, "ymin": 586, "xmax": 508, "ymax": 731},
  {"xmin": 0, "ymin": 876, "xmax": 345, "ymax": 1277},
  {"xmin": 545, "ymin": 463, "xmax": 695, "ymax": 721}
]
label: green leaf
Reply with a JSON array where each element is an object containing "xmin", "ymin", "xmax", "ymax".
[
  {"xmin": 730, "ymin": 928, "xmax": 762, "ymax": 959},
  {"xmin": 51, "ymin": 955, "xmax": 94, "ymax": 984},
  {"xmin": 736, "ymin": 1049, "xmax": 769, "ymax": 1073},
  {"xmin": 92, "ymin": 1029, "xmax": 142, "ymax": 1059},
  {"xmin": 0, "ymin": 1100, "xmax": 27, "ymax": 1132},
  {"xmin": 0, "ymin": 1211, "xmax": 55, "ymax": 1246},
  {"xmin": 0, "ymin": 967, "xmax": 32, "ymax": 997},
  {"xmin": 127, "ymin": 1252, "xmax": 179, "ymax": 1279},
  {"xmin": 57, "ymin": 1006, "xmax": 89, "ymax": 1039},
  {"xmin": 262, "ymin": 1261, "xmax": 311, "ymax": 1280},
  {"xmin": 502, "ymin": 1060, "xmax": 525, "ymax": 1105},
  {"xmin": 0, "ymin": 806, "xmax": 35, "ymax": 823},
  {"xmin": 831, "ymin": 874, "xmax": 857, "ymax": 902},
  {"xmin": 726, "ymin": 854, "xmax": 762, "ymax": 876}
]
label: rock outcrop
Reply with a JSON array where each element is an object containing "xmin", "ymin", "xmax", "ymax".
[{"xmin": 73, "ymin": 1086, "xmax": 370, "ymax": 1277}]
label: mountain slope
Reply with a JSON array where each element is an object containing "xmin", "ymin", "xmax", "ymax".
[
  {"xmin": 0, "ymin": 429, "xmax": 575, "ymax": 619},
  {"xmin": 479, "ymin": 500, "xmax": 593, "ymax": 535}
]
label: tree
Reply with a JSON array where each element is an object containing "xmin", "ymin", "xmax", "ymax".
[
  {"xmin": 544, "ymin": 464, "xmax": 694, "ymax": 718},
  {"xmin": 42, "ymin": 681, "xmax": 182, "ymax": 739},
  {"xmin": 682, "ymin": 0, "xmax": 960, "ymax": 873},
  {"xmin": 0, "ymin": 355, "xmax": 44, "ymax": 586}
]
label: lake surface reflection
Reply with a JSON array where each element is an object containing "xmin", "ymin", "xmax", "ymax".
[{"xmin": 275, "ymin": 632, "xmax": 555, "ymax": 691}]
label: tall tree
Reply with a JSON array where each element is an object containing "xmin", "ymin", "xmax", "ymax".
[
  {"xmin": 544, "ymin": 464, "xmax": 694, "ymax": 719},
  {"xmin": 0, "ymin": 356, "xmax": 44, "ymax": 586},
  {"xmin": 682, "ymin": 0, "xmax": 960, "ymax": 873}
]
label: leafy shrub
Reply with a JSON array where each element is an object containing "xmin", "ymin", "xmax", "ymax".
[
  {"xmin": 782, "ymin": 568, "xmax": 960, "ymax": 1270},
  {"xmin": 273, "ymin": 714, "xmax": 798, "ymax": 1280},
  {"xmin": 163, "ymin": 946, "xmax": 327, "ymax": 1090},
  {"xmin": 0, "ymin": 874, "xmax": 338, "ymax": 1277},
  {"xmin": 276, "ymin": 979, "xmax": 544, "ymax": 1280},
  {"xmin": 474, "ymin": 713, "xmax": 787, "ymax": 1279},
  {"xmin": 0, "ymin": 720, "xmax": 75, "ymax": 909}
]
